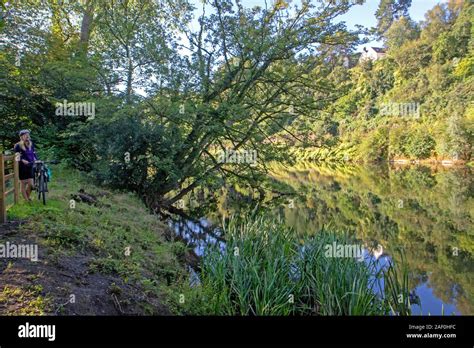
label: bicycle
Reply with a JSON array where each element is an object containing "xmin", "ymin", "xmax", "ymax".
[{"xmin": 33, "ymin": 160, "xmax": 57, "ymax": 205}]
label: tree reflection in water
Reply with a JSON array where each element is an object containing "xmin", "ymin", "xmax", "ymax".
[{"xmin": 168, "ymin": 163, "xmax": 473, "ymax": 315}]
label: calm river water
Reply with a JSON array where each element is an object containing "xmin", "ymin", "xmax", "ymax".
[{"xmin": 170, "ymin": 162, "xmax": 473, "ymax": 315}]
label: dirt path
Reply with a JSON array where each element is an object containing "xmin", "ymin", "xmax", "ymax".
[{"xmin": 0, "ymin": 219, "xmax": 171, "ymax": 315}]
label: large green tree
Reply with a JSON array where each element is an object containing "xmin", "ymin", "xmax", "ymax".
[
  {"xmin": 374, "ymin": 0, "xmax": 412, "ymax": 37},
  {"xmin": 81, "ymin": 0, "xmax": 361, "ymax": 210}
]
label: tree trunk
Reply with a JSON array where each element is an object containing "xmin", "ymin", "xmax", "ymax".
[
  {"xmin": 80, "ymin": 1, "xmax": 94, "ymax": 52},
  {"xmin": 126, "ymin": 56, "xmax": 133, "ymax": 103}
]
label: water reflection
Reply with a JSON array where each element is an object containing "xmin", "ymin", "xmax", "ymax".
[
  {"xmin": 169, "ymin": 163, "xmax": 473, "ymax": 315},
  {"xmin": 267, "ymin": 163, "xmax": 473, "ymax": 315},
  {"xmin": 168, "ymin": 217, "xmax": 225, "ymax": 257}
]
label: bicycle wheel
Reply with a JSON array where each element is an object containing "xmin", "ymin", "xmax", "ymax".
[
  {"xmin": 37, "ymin": 174, "xmax": 42, "ymax": 200},
  {"xmin": 42, "ymin": 172, "xmax": 47, "ymax": 205},
  {"xmin": 38, "ymin": 173, "xmax": 47, "ymax": 205}
]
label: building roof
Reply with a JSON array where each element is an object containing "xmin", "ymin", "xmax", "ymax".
[{"xmin": 371, "ymin": 47, "xmax": 386, "ymax": 53}]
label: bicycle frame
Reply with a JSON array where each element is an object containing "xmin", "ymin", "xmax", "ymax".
[{"xmin": 33, "ymin": 161, "xmax": 49, "ymax": 204}]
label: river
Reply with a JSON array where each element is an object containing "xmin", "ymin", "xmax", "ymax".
[{"xmin": 169, "ymin": 162, "xmax": 473, "ymax": 315}]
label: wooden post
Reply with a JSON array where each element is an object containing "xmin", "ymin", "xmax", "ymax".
[
  {"xmin": 0, "ymin": 154, "xmax": 6, "ymax": 223},
  {"xmin": 13, "ymin": 156, "xmax": 19, "ymax": 204}
]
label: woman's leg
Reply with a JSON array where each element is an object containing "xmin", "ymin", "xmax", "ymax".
[
  {"xmin": 20, "ymin": 179, "xmax": 29, "ymax": 201},
  {"xmin": 26, "ymin": 178, "xmax": 34, "ymax": 200}
]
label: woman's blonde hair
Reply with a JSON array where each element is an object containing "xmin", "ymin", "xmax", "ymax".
[{"xmin": 16, "ymin": 139, "xmax": 32, "ymax": 152}]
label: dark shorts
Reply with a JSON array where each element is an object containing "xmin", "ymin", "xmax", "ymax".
[{"xmin": 19, "ymin": 163, "xmax": 34, "ymax": 181}]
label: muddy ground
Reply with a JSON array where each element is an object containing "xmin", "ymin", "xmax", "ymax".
[{"xmin": 0, "ymin": 220, "xmax": 171, "ymax": 315}]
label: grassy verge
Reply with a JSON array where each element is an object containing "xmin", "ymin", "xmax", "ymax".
[
  {"xmin": 6, "ymin": 164, "xmax": 188, "ymax": 315},
  {"xmin": 172, "ymin": 215, "xmax": 411, "ymax": 315}
]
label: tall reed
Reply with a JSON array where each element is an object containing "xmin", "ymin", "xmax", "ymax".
[{"xmin": 176, "ymin": 215, "xmax": 411, "ymax": 315}]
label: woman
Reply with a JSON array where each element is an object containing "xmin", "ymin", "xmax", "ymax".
[{"xmin": 14, "ymin": 129, "xmax": 38, "ymax": 202}]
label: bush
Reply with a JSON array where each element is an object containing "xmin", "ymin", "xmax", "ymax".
[
  {"xmin": 404, "ymin": 130, "xmax": 435, "ymax": 159},
  {"xmin": 357, "ymin": 127, "xmax": 389, "ymax": 162},
  {"xmin": 389, "ymin": 126, "xmax": 408, "ymax": 158}
]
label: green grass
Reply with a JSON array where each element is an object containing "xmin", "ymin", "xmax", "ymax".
[
  {"xmin": 172, "ymin": 215, "xmax": 411, "ymax": 316},
  {"xmin": 7, "ymin": 164, "xmax": 188, "ymax": 314}
]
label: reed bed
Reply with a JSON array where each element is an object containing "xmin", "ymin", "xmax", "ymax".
[{"xmin": 175, "ymin": 215, "xmax": 411, "ymax": 315}]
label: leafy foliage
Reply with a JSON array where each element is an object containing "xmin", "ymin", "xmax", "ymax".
[{"xmin": 277, "ymin": 0, "xmax": 473, "ymax": 164}]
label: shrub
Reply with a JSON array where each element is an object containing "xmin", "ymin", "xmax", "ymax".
[
  {"xmin": 357, "ymin": 127, "xmax": 389, "ymax": 162},
  {"xmin": 404, "ymin": 130, "xmax": 435, "ymax": 159}
]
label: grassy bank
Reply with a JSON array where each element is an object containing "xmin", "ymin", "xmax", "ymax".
[
  {"xmin": 2, "ymin": 165, "xmax": 187, "ymax": 315},
  {"xmin": 173, "ymin": 215, "xmax": 411, "ymax": 315}
]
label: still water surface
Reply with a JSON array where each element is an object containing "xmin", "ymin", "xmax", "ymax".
[{"xmin": 170, "ymin": 163, "xmax": 473, "ymax": 315}]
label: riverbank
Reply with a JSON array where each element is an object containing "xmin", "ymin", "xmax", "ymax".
[
  {"xmin": 0, "ymin": 165, "xmax": 188, "ymax": 315},
  {"xmin": 288, "ymin": 146, "xmax": 471, "ymax": 166}
]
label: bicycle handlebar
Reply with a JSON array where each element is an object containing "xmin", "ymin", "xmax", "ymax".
[{"xmin": 34, "ymin": 160, "xmax": 59, "ymax": 164}]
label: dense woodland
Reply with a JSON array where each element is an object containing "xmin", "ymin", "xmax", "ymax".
[
  {"xmin": 285, "ymin": 0, "xmax": 473, "ymax": 164},
  {"xmin": 0, "ymin": 0, "xmax": 472, "ymax": 209}
]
